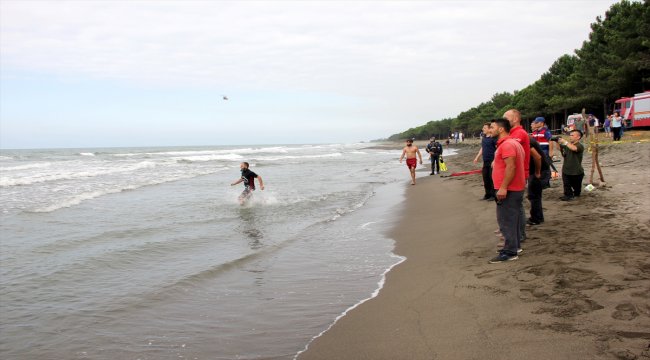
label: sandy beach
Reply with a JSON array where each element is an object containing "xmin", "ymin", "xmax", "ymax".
[{"xmin": 299, "ymin": 133, "xmax": 650, "ymax": 359}]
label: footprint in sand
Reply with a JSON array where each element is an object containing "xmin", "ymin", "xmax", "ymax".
[{"xmin": 612, "ymin": 303, "xmax": 639, "ymax": 321}]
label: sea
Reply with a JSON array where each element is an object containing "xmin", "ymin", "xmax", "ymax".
[{"xmin": 0, "ymin": 143, "xmax": 454, "ymax": 360}]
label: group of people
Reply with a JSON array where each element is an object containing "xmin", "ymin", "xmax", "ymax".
[
  {"xmin": 474, "ymin": 110, "xmax": 585, "ymax": 263},
  {"xmin": 603, "ymin": 111, "xmax": 627, "ymax": 141},
  {"xmin": 398, "ymin": 136, "xmax": 446, "ymax": 185}
]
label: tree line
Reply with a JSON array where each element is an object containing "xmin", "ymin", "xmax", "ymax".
[{"xmin": 388, "ymin": 0, "xmax": 649, "ymax": 141}]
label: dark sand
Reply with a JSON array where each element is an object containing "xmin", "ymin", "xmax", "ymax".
[{"xmin": 299, "ymin": 132, "xmax": 650, "ymax": 359}]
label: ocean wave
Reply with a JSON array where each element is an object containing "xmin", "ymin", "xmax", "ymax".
[
  {"xmin": 31, "ymin": 189, "xmax": 128, "ymax": 212},
  {"xmin": 79, "ymin": 152, "xmax": 96, "ymax": 156},
  {"xmin": 146, "ymin": 146, "xmax": 295, "ymax": 157},
  {"xmin": 29, "ymin": 168, "xmax": 221, "ymax": 212},
  {"xmin": 1, "ymin": 162, "xmax": 52, "ymax": 171},
  {"xmin": 1, "ymin": 161, "xmax": 158, "ymax": 187},
  {"xmin": 173, "ymin": 153, "xmax": 244, "ymax": 163},
  {"xmin": 255, "ymin": 152, "xmax": 343, "ymax": 161}
]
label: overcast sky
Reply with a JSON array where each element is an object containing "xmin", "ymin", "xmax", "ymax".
[{"xmin": 1, "ymin": 0, "xmax": 617, "ymax": 149}]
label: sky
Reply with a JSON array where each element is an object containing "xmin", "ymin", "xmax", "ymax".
[{"xmin": 0, "ymin": 0, "xmax": 619, "ymax": 149}]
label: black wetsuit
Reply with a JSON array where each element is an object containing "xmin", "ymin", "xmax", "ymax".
[{"xmin": 426, "ymin": 141, "xmax": 443, "ymax": 174}]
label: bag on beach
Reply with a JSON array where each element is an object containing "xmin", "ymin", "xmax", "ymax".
[{"xmin": 439, "ymin": 157, "xmax": 448, "ymax": 172}]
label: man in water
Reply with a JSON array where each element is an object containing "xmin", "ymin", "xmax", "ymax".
[
  {"xmin": 231, "ymin": 162, "xmax": 264, "ymax": 205},
  {"xmin": 399, "ymin": 138, "xmax": 423, "ymax": 185}
]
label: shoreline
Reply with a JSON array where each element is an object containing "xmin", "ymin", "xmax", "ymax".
[{"xmin": 299, "ymin": 139, "xmax": 650, "ymax": 359}]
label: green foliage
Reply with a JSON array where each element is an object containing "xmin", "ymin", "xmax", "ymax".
[{"xmin": 387, "ymin": 0, "xmax": 649, "ymax": 140}]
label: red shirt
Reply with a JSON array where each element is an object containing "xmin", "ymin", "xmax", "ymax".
[
  {"xmin": 509, "ymin": 125, "xmax": 530, "ymax": 179},
  {"xmin": 492, "ymin": 136, "xmax": 526, "ymax": 191}
]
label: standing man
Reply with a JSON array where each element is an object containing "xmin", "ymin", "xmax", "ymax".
[
  {"xmin": 531, "ymin": 116, "xmax": 557, "ymax": 188},
  {"xmin": 473, "ymin": 122, "xmax": 497, "ymax": 200},
  {"xmin": 611, "ymin": 111, "xmax": 624, "ymax": 141},
  {"xmin": 399, "ymin": 138, "xmax": 423, "ymax": 185},
  {"xmin": 503, "ymin": 109, "xmax": 535, "ymax": 242},
  {"xmin": 489, "ymin": 118, "xmax": 526, "ymax": 263},
  {"xmin": 527, "ymin": 136, "xmax": 550, "ymax": 225},
  {"xmin": 231, "ymin": 162, "xmax": 265, "ymax": 205},
  {"xmin": 531, "ymin": 117, "xmax": 551, "ymax": 157},
  {"xmin": 588, "ymin": 114, "xmax": 599, "ymax": 138},
  {"xmin": 425, "ymin": 137, "xmax": 443, "ymax": 175},
  {"xmin": 558, "ymin": 130, "xmax": 585, "ymax": 201},
  {"xmin": 573, "ymin": 110, "xmax": 589, "ymax": 139}
]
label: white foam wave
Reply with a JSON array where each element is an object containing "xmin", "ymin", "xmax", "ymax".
[
  {"xmin": 146, "ymin": 146, "xmax": 294, "ymax": 157},
  {"xmin": 32, "ymin": 189, "xmax": 126, "ymax": 212},
  {"xmin": 79, "ymin": 152, "xmax": 96, "ymax": 156},
  {"xmin": 293, "ymin": 253, "xmax": 407, "ymax": 359},
  {"xmin": 360, "ymin": 221, "xmax": 378, "ymax": 229},
  {"xmin": 0, "ymin": 155, "xmax": 14, "ymax": 160},
  {"xmin": 0, "ymin": 161, "xmax": 157, "ymax": 187},
  {"xmin": 30, "ymin": 168, "xmax": 221, "ymax": 213},
  {"xmin": 257, "ymin": 153, "xmax": 343, "ymax": 161},
  {"xmin": 173, "ymin": 153, "xmax": 244, "ymax": 163},
  {"xmin": 1, "ymin": 162, "xmax": 52, "ymax": 171}
]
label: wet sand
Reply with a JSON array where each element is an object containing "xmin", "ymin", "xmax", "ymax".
[{"xmin": 299, "ymin": 133, "xmax": 650, "ymax": 359}]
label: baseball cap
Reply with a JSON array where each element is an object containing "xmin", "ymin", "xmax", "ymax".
[{"xmin": 533, "ymin": 117, "xmax": 545, "ymax": 123}]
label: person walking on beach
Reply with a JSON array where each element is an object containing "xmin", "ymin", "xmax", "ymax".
[
  {"xmin": 425, "ymin": 137, "xmax": 443, "ymax": 175},
  {"xmin": 473, "ymin": 122, "xmax": 497, "ymax": 200},
  {"xmin": 558, "ymin": 130, "xmax": 585, "ymax": 201},
  {"xmin": 399, "ymin": 139, "xmax": 423, "ymax": 185},
  {"xmin": 489, "ymin": 118, "xmax": 525, "ymax": 263},
  {"xmin": 231, "ymin": 162, "xmax": 264, "ymax": 205}
]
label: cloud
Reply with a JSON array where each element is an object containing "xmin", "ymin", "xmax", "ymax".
[
  {"xmin": 2, "ymin": 1, "xmax": 614, "ymax": 89},
  {"xmin": 0, "ymin": 0, "xmax": 619, "ymax": 147}
]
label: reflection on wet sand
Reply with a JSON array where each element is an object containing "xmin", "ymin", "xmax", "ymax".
[{"xmin": 238, "ymin": 208, "xmax": 264, "ymax": 249}]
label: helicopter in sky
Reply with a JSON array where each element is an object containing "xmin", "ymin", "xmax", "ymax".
[{"xmin": 222, "ymin": 95, "xmax": 229, "ymax": 101}]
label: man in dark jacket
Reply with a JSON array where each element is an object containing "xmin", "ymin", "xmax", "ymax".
[
  {"xmin": 425, "ymin": 137, "xmax": 443, "ymax": 175},
  {"xmin": 527, "ymin": 137, "xmax": 550, "ymax": 225},
  {"xmin": 473, "ymin": 123, "xmax": 497, "ymax": 200}
]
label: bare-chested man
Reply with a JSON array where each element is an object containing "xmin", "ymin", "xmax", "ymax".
[{"xmin": 399, "ymin": 138, "xmax": 423, "ymax": 185}]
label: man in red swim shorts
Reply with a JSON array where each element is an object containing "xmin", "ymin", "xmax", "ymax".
[{"xmin": 399, "ymin": 138, "xmax": 423, "ymax": 185}]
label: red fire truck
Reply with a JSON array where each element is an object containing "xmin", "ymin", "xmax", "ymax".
[{"xmin": 614, "ymin": 91, "xmax": 650, "ymax": 127}]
